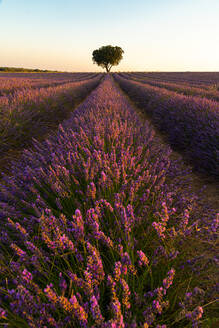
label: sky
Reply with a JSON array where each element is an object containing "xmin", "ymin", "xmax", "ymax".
[{"xmin": 0, "ymin": 0, "xmax": 219, "ymax": 72}]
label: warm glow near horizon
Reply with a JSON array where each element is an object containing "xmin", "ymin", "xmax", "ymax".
[{"xmin": 0, "ymin": 0, "xmax": 219, "ymax": 72}]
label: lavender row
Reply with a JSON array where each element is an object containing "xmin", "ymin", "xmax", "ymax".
[
  {"xmin": 0, "ymin": 74, "xmax": 100, "ymax": 109},
  {"xmin": 120, "ymin": 73, "xmax": 211, "ymax": 90},
  {"xmin": 130, "ymin": 72, "xmax": 219, "ymax": 87},
  {"xmin": 0, "ymin": 72, "xmax": 98, "ymax": 95},
  {"xmin": 0, "ymin": 74, "xmax": 101, "ymax": 108},
  {"xmin": 0, "ymin": 76, "xmax": 217, "ymax": 327},
  {"xmin": 0, "ymin": 72, "xmax": 94, "ymax": 80},
  {"xmin": 121, "ymin": 73, "xmax": 219, "ymax": 102},
  {"xmin": 0, "ymin": 75, "xmax": 102, "ymax": 156},
  {"xmin": 114, "ymin": 74, "xmax": 219, "ymax": 177}
]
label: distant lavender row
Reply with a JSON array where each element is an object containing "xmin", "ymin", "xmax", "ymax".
[
  {"xmin": 0, "ymin": 72, "xmax": 94, "ymax": 80},
  {"xmin": 114, "ymin": 74, "xmax": 219, "ymax": 177},
  {"xmin": 121, "ymin": 73, "xmax": 219, "ymax": 102},
  {"xmin": 0, "ymin": 76, "xmax": 217, "ymax": 327},
  {"xmin": 130, "ymin": 72, "xmax": 219, "ymax": 87},
  {"xmin": 119, "ymin": 73, "xmax": 210, "ymax": 90},
  {"xmin": 0, "ymin": 75, "xmax": 102, "ymax": 155},
  {"xmin": 0, "ymin": 73, "xmax": 99, "ymax": 96},
  {"xmin": 0, "ymin": 75, "xmax": 101, "ymax": 108}
]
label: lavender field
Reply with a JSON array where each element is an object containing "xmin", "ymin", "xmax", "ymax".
[{"xmin": 0, "ymin": 73, "xmax": 218, "ymax": 328}]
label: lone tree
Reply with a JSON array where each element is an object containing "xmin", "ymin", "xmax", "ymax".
[{"xmin": 92, "ymin": 45, "xmax": 124, "ymax": 73}]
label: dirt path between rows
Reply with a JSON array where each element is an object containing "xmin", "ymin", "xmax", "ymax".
[{"xmin": 114, "ymin": 78, "xmax": 219, "ymax": 212}]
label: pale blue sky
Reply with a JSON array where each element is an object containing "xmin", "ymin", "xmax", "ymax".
[{"xmin": 0, "ymin": 0, "xmax": 219, "ymax": 71}]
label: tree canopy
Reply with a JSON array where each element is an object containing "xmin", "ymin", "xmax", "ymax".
[{"xmin": 92, "ymin": 45, "xmax": 124, "ymax": 72}]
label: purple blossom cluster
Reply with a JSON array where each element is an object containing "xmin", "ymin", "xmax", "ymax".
[
  {"xmin": 0, "ymin": 75, "xmax": 217, "ymax": 327},
  {"xmin": 114, "ymin": 74, "xmax": 219, "ymax": 177}
]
